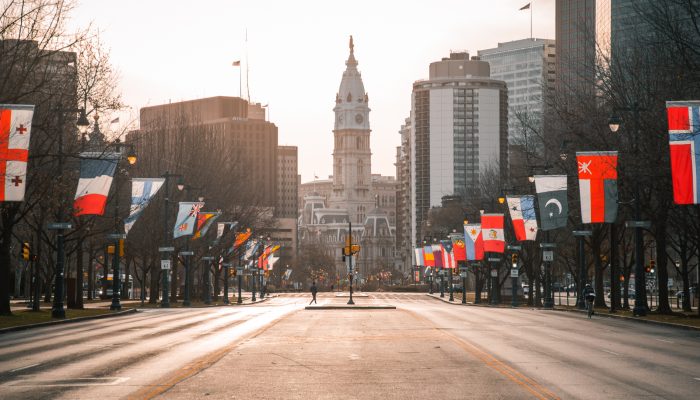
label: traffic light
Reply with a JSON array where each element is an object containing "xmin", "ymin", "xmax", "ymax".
[
  {"xmin": 645, "ymin": 265, "xmax": 651, "ymax": 274},
  {"xmin": 232, "ymin": 268, "xmax": 237, "ymax": 277},
  {"xmin": 511, "ymin": 253, "xmax": 518, "ymax": 267},
  {"xmin": 21, "ymin": 242, "xmax": 30, "ymax": 261},
  {"xmin": 649, "ymin": 259, "xmax": 656, "ymax": 274}
]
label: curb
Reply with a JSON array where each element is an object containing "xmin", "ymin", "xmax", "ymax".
[
  {"xmin": 0, "ymin": 308, "xmax": 138, "ymax": 335},
  {"xmin": 305, "ymin": 304, "xmax": 396, "ymax": 310},
  {"xmin": 552, "ymin": 307, "xmax": 700, "ymax": 331}
]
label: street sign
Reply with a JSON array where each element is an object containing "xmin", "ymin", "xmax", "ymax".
[
  {"xmin": 161, "ymin": 260, "xmax": 171, "ymax": 270},
  {"xmin": 460, "ymin": 272, "xmax": 467, "ymax": 278},
  {"xmin": 201, "ymin": 256, "xmax": 215, "ymax": 260},
  {"xmin": 490, "ymin": 269, "xmax": 498, "ymax": 277},
  {"xmin": 158, "ymin": 247, "xmax": 175, "ymax": 252},
  {"xmin": 237, "ymin": 267, "xmax": 244, "ymax": 274},
  {"xmin": 180, "ymin": 251, "xmax": 194, "ymax": 256},
  {"xmin": 540, "ymin": 243, "xmax": 557, "ymax": 248},
  {"xmin": 106, "ymin": 233, "xmax": 127, "ymax": 240},
  {"xmin": 625, "ymin": 221, "xmax": 651, "ymax": 229},
  {"xmin": 47, "ymin": 223, "xmax": 72, "ymax": 230},
  {"xmin": 488, "ymin": 257, "xmax": 501, "ymax": 262},
  {"xmin": 510, "ymin": 269, "xmax": 519, "ymax": 278},
  {"xmin": 506, "ymin": 245, "xmax": 522, "ymax": 251},
  {"xmin": 543, "ymin": 250, "xmax": 554, "ymax": 262},
  {"xmin": 572, "ymin": 230, "xmax": 593, "ymax": 237}
]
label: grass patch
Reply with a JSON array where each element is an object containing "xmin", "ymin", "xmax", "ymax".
[
  {"xmin": 0, "ymin": 308, "xmax": 115, "ymax": 330},
  {"xmin": 135, "ymin": 297, "xmax": 246, "ymax": 308}
]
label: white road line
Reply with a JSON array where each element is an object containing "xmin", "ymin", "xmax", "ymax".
[
  {"xmin": 694, "ymin": 377, "xmax": 700, "ymax": 382},
  {"xmin": 9, "ymin": 363, "xmax": 40, "ymax": 373},
  {"xmin": 602, "ymin": 349, "xmax": 620, "ymax": 356},
  {"xmin": 654, "ymin": 338, "xmax": 674, "ymax": 344}
]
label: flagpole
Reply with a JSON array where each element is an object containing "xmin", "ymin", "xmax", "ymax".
[{"xmin": 530, "ymin": 2, "xmax": 533, "ymax": 40}]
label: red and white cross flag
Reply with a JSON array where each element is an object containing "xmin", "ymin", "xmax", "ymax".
[{"xmin": 0, "ymin": 104, "xmax": 34, "ymax": 202}]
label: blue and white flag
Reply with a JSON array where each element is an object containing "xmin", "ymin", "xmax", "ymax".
[
  {"xmin": 173, "ymin": 201, "xmax": 204, "ymax": 238},
  {"xmin": 244, "ymin": 239, "xmax": 260, "ymax": 260},
  {"xmin": 124, "ymin": 178, "xmax": 165, "ymax": 236}
]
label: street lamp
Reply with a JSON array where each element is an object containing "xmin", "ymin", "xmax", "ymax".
[
  {"xmin": 609, "ymin": 104, "xmax": 648, "ymax": 316},
  {"xmin": 160, "ymin": 172, "xmax": 184, "ymax": 308},
  {"xmin": 180, "ymin": 185, "xmax": 204, "ymax": 306}
]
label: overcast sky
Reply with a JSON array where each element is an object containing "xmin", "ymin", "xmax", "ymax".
[{"xmin": 71, "ymin": 0, "xmax": 555, "ymax": 182}]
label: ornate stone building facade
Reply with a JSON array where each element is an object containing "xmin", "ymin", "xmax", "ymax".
[{"xmin": 298, "ymin": 37, "xmax": 398, "ymax": 282}]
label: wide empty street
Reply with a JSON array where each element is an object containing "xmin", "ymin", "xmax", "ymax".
[{"xmin": 1, "ymin": 293, "xmax": 699, "ymax": 399}]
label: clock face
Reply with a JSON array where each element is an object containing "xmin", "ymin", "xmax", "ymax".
[
  {"xmin": 338, "ymin": 114, "xmax": 344, "ymax": 123},
  {"xmin": 355, "ymin": 114, "xmax": 364, "ymax": 124}
]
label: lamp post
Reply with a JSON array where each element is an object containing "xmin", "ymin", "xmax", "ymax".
[
  {"xmin": 160, "ymin": 172, "xmax": 184, "ymax": 308},
  {"xmin": 180, "ymin": 249, "xmax": 194, "ymax": 306},
  {"xmin": 181, "ymin": 185, "xmax": 204, "ymax": 305},
  {"xmin": 201, "ymin": 256, "xmax": 214, "ymax": 304},
  {"xmin": 237, "ymin": 247, "xmax": 244, "ymax": 304},
  {"xmin": 609, "ymin": 104, "xmax": 649, "ymax": 316},
  {"xmin": 347, "ymin": 220, "xmax": 355, "ymax": 305},
  {"xmin": 49, "ymin": 109, "xmax": 89, "ymax": 319}
]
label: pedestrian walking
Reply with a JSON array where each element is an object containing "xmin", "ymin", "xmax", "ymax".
[{"xmin": 310, "ymin": 281, "xmax": 318, "ymax": 304}]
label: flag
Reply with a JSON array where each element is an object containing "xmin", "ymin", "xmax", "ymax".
[
  {"xmin": 534, "ymin": 175, "xmax": 568, "ymax": 230},
  {"xmin": 520, "ymin": 3, "xmax": 530, "ymax": 10},
  {"xmin": 73, "ymin": 152, "xmax": 120, "ymax": 216},
  {"xmin": 234, "ymin": 230, "xmax": 252, "ymax": 250},
  {"xmin": 464, "ymin": 224, "xmax": 484, "ymax": 261},
  {"xmin": 507, "ymin": 195, "xmax": 538, "ymax": 241},
  {"xmin": 232, "ymin": 60, "xmax": 241, "ymax": 66},
  {"xmin": 414, "ymin": 248, "xmax": 424, "ymax": 267},
  {"xmin": 110, "ymin": 117, "xmax": 119, "ymax": 124},
  {"xmin": 423, "ymin": 245, "xmax": 435, "ymax": 267},
  {"xmin": 481, "ymin": 214, "xmax": 505, "ymax": 253},
  {"xmin": 192, "ymin": 211, "xmax": 221, "ymax": 240},
  {"xmin": 577, "ymin": 151, "xmax": 618, "ymax": 223},
  {"xmin": 267, "ymin": 254, "xmax": 279, "ymax": 270},
  {"xmin": 666, "ymin": 101, "xmax": 700, "ymax": 204},
  {"xmin": 432, "ymin": 244, "xmax": 443, "ymax": 268},
  {"xmin": 440, "ymin": 240, "xmax": 454, "ymax": 269},
  {"xmin": 244, "ymin": 239, "xmax": 259, "ymax": 260},
  {"xmin": 173, "ymin": 202, "xmax": 204, "ymax": 238},
  {"xmin": 0, "ymin": 104, "xmax": 34, "ymax": 202},
  {"xmin": 452, "ymin": 235, "xmax": 466, "ymax": 261},
  {"xmin": 124, "ymin": 178, "xmax": 165, "ymax": 235}
]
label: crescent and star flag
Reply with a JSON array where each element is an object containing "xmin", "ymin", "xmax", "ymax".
[
  {"xmin": 506, "ymin": 195, "xmax": 538, "ymax": 241},
  {"xmin": 577, "ymin": 151, "xmax": 618, "ymax": 223},
  {"xmin": 0, "ymin": 104, "xmax": 34, "ymax": 202},
  {"xmin": 481, "ymin": 214, "xmax": 505, "ymax": 253},
  {"xmin": 423, "ymin": 245, "xmax": 435, "ymax": 267},
  {"xmin": 124, "ymin": 178, "xmax": 165, "ymax": 235},
  {"xmin": 464, "ymin": 223, "xmax": 484, "ymax": 261},
  {"xmin": 73, "ymin": 152, "xmax": 120, "ymax": 216},
  {"xmin": 414, "ymin": 248, "xmax": 424, "ymax": 267},
  {"xmin": 173, "ymin": 201, "xmax": 204, "ymax": 238},
  {"xmin": 451, "ymin": 235, "xmax": 466, "ymax": 261},
  {"xmin": 432, "ymin": 244, "xmax": 443, "ymax": 268},
  {"xmin": 192, "ymin": 211, "xmax": 221, "ymax": 240},
  {"xmin": 534, "ymin": 175, "xmax": 568, "ymax": 230},
  {"xmin": 666, "ymin": 101, "xmax": 700, "ymax": 204}
]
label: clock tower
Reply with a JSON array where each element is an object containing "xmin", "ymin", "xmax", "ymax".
[{"xmin": 330, "ymin": 36, "xmax": 373, "ymax": 224}]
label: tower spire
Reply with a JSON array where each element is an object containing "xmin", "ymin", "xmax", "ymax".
[{"xmin": 346, "ymin": 35, "xmax": 357, "ymax": 67}]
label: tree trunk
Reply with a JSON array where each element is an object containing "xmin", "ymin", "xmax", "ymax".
[
  {"xmin": 149, "ymin": 267, "xmax": 159, "ymax": 304},
  {"xmin": 655, "ymin": 221, "xmax": 673, "ymax": 314},
  {"xmin": 73, "ymin": 241, "xmax": 84, "ymax": 309},
  {"xmin": 87, "ymin": 244, "xmax": 94, "ymax": 300},
  {"xmin": 0, "ymin": 211, "xmax": 15, "ymax": 315}
]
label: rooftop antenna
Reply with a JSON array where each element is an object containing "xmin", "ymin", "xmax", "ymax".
[{"xmin": 246, "ymin": 28, "xmax": 251, "ymax": 102}]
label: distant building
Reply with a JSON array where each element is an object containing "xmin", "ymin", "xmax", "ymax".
[
  {"xmin": 276, "ymin": 146, "xmax": 298, "ymax": 219},
  {"xmin": 131, "ymin": 96, "xmax": 278, "ymax": 208},
  {"xmin": 410, "ymin": 52, "xmax": 508, "ymax": 247},
  {"xmin": 478, "ymin": 38, "xmax": 556, "ymax": 144},
  {"xmin": 395, "ymin": 117, "xmax": 413, "ymax": 275},
  {"xmin": 298, "ymin": 37, "xmax": 398, "ymax": 279}
]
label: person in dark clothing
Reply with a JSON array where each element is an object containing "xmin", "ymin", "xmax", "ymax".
[{"xmin": 310, "ymin": 281, "xmax": 318, "ymax": 304}]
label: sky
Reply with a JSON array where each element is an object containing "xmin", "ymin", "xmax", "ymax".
[{"xmin": 70, "ymin": 0, "xmax": 555, "ymax": 183}]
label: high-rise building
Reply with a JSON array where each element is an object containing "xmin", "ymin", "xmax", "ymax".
[
  {"xmin": 555, "ymin": 0, "xmax": 611, "ymax": 98},
  {"xmin": 410, "ymin": 52, "xmax": 508, "ymax": 246},
  {"xmin": 478, "ymin": 39, "xmax": 556, "ymax": 144},
  {"xmin": 395, "ymin": 117, "xmax": 412, "ymax": 274},
  {"xmin": 276, "ymin": 145, "xmax": 298, "ymax": 219}
]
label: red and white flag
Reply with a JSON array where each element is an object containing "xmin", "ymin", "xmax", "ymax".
[
  {"xmin": 577, "ymin": 151, "xmax": 618, "ymax": 223},
  {"xmin": 0, "ymin": 104, "xmax": 34, "ymax": 202},
  {"xmin": 73, "ymin": 152, "xmax": 120, "ymax": 216},
  {"xmin": 481, "ymin": 213, "xmax": 505, "ymax": 253},
  {"xmin": 666, "ymin": 101, "xmax": 700, "ymax": 204}
]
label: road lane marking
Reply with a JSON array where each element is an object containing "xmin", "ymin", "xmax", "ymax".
[
  {"xmin": 9, "ymin": 363, "xmax": 40, "ymax": 373},
  {"xmin": 7, "ymin": 377, "xmax": 130, "ymax": 387},
  {"xmin": 601, "ymin": 349, "xmax": 620, "ymax": 356},
  {"xmin": 654, "ymin": 338, "xmax": 674, "ymax": 344},
  {"xmin": 694, "ymin": 377, "xmax": 700, "ymax": 381},
  {"xmin": 406, "ymin": 309, "xmax": 559, "ymax": 400}
]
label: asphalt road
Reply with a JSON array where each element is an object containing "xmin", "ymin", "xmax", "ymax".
[{"xmin": 1, "ymin": 293, "xmax": 699, "ymax": 399}]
